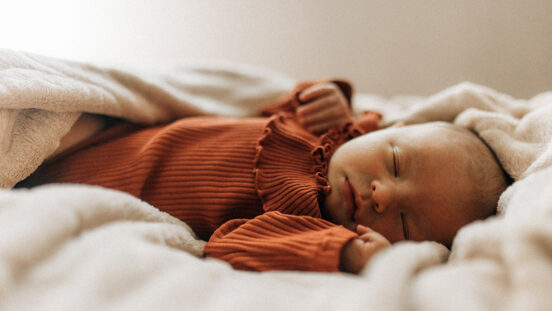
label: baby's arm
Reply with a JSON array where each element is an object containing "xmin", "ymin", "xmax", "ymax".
[
  {"xmin": 205, "ymin": 211, "xmax": 389, "ymax": 273},
  {"xmin": 340, "ymin": 225, "xmax": 391, "ymax": 273},
  {"xmin": 204, "ymin": 211, "xmax": 358, "ymax": 272}
]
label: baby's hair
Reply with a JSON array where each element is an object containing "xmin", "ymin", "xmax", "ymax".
[{"xmin": 435, "ymin": 122, "xmax": 508, "ymax": 219}]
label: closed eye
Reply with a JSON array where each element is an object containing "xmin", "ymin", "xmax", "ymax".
[
  {"xmin": 393, "ymin": 147, "xmax": 399, "ymax": 177},
  {"xmin": 400, "ymin": 212, "xmax": 409, "ymax": 240}
]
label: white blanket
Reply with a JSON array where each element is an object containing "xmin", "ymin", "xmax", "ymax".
[
  {"xmin": 0, "ymin": 50, "xmax": 293, "ymax": 188},
  {"xmin": 1, "ymin": 50, "xmax": 551, "ymax": 310}
]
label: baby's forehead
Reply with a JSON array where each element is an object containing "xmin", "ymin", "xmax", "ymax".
[
  {"xmin": 402, "ymin": 123, "xmax": 479, "ymax": 144},
  {"xmin": 390, "ymin": 123, "xmax": 466, "ymax": 144},
  {"xmin": 391, "ymin": 123, "xmax": 486, "ymax": 166},
  {"xmin": 402, "ymin": 122, "xmax": 462, "ymax": 134}
]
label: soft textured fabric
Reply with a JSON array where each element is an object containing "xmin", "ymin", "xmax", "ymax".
[
  {"xmin": 21, "ymin": 81, "xmax": 380, "ymax": 272},
  {"xmin": 0, "ymin": 49, "xmax": 295, "ymax": 188},
  {"xmin": 3, "ymin": 50, "xmax": 552, "ymax": 311}
]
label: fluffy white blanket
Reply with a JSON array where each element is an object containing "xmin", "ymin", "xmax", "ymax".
[
  {"xmin": 1, "ymin": 50, "xmax": 551, "ymax": 310},
  {"xmin": 0, "ymin": 50, "xmax": 293, "ymax": 188}
]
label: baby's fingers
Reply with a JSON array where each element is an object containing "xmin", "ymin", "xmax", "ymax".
[
  {"xmin": 356, "ymin": 224, "xmax": 376, "ymax": 235},
  {"xmin": 296, "ymin": 96, "xmax": 336, "ymax": 120},
  {"xmin": 298, "ymin": 100, "xmax": 347, "ymax": 126},
  {"xmin": 357, "ymin": 225, "xmax": 391, "ymax": 245},
  {"xmin": 298, "ymin": 83, "xmax": 338, "ymax": 103}
]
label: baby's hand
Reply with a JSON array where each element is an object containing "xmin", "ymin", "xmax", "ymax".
[
  {"xmin": 340, "ymin": 225, "xmax": 391, "ymax": 274},
  {"xmin": 296, "ymin": 82, "xmax": 351, "ymax": 134}
]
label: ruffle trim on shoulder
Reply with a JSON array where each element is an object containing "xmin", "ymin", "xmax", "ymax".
[
  {"xmin": 312, "ymin": 111, "xmax": 382, "ymax": 166},
  {"xmin": 312, "ymin": 121, "xmax": 366, "ymax": 166},
  {"xmin": 253, "ymin": 113, "xmax": 361, "ymax": 218}
]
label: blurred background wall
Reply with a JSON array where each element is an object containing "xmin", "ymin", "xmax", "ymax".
[{"xmin": 1, "ymin": 0, "xmax": 550, "ymax": 98}]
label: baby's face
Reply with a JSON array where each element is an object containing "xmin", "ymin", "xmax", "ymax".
[{"xmin": 323, "ymin": 123, "xmax": 480, "ymax": 247}]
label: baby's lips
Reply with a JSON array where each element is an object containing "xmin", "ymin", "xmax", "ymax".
[
  {"xmin": 343, "ymin": 177, "xmax": 355, "ymax": 219},
  {"xmin": 351, "ymin": 186, "xmax": 364, "ymax": 220}
]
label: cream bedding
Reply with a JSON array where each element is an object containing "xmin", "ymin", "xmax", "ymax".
[{"xmin": 1, "ymin": 49, "xmax": 551, "ymax": 310}]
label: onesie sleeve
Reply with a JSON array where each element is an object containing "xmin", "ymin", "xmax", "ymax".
[
  {"xmin": 203, "ymin": 211, "xmax": 358, "ymax": 272},
  {"xmin": 259, "ymin": 79, "xmax": 353, "ymax": 116}
]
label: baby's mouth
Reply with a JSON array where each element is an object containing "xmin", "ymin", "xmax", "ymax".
[{"xmin": 343, "ymin": 177, "xmax": 359, "ymax": 221}]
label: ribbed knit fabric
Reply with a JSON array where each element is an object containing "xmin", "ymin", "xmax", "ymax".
[
  {"xmin": 24, "ymin": 117, "xmax": 268, "ymax": 241},
  {"xmin": 206, "ymin": 211, "xmax": 357, "ymax": 271},
  {"xmin": 20, "ymin": 80, "xmax": 381, "ymax": 272}
]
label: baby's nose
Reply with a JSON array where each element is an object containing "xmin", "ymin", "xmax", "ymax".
[{"xmin": 369, "ymin": 180, "xmax": 395, "ymax": 214}]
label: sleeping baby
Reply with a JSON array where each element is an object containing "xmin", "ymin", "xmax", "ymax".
[{"xmin": 17, "ymin": 80, "xmax": 508, "ymax": 274}]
